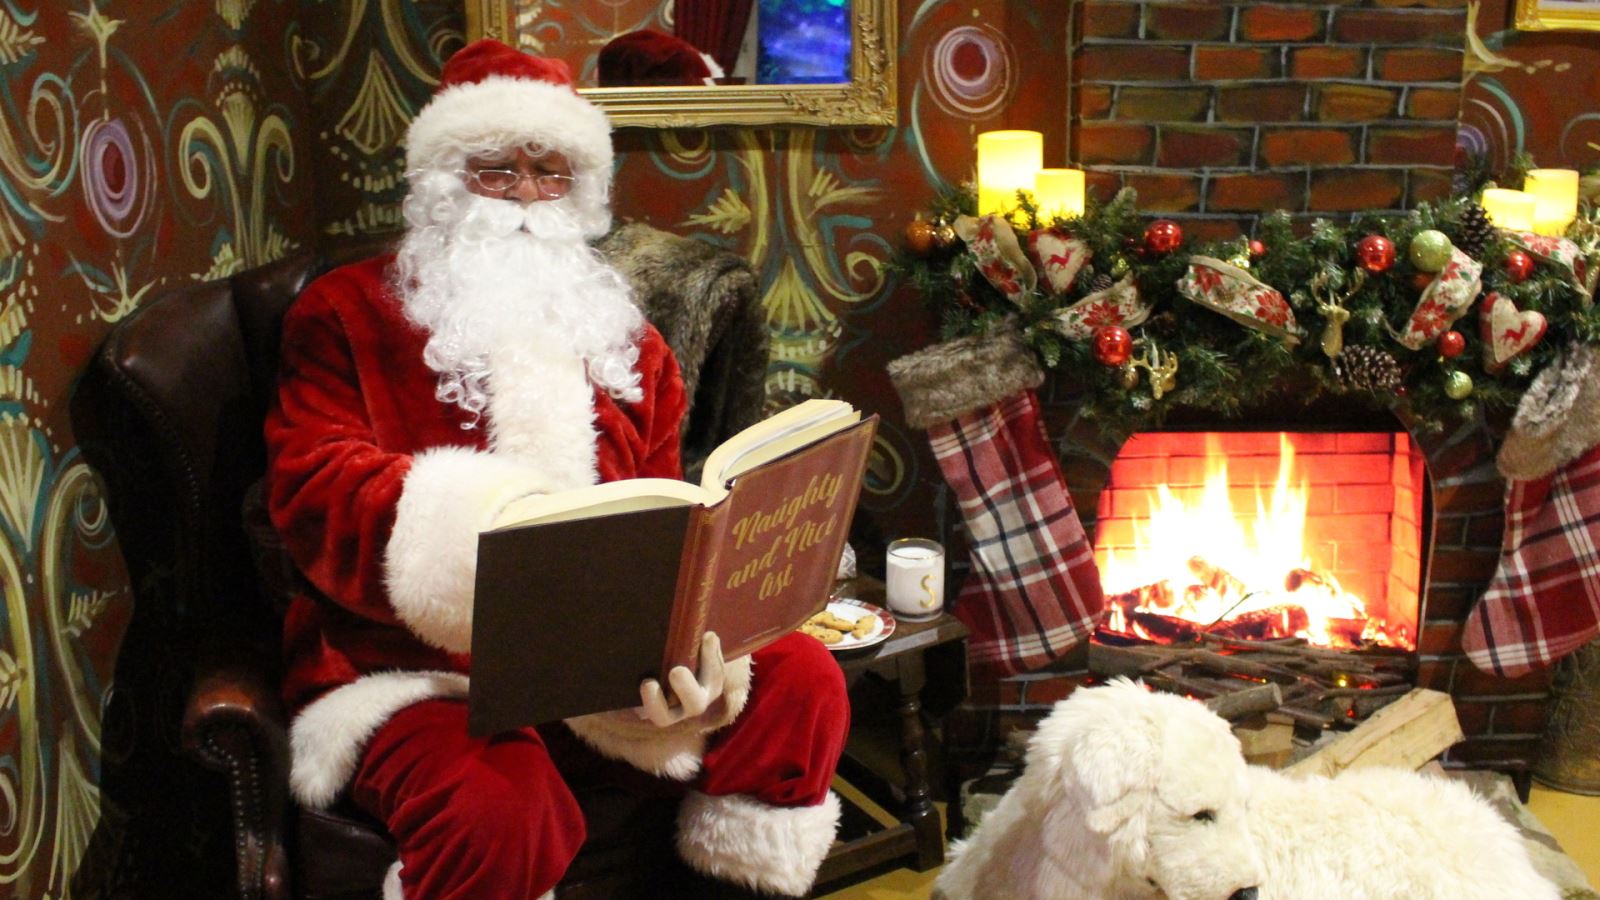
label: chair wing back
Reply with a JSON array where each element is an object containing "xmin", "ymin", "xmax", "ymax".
[
  {"xmin": 72, "ymin": 250, "xmax": 320, "ymax": 633},
  {"xmin": 597, "ymin": 223, "xmax": 769, "ymax": 478}
]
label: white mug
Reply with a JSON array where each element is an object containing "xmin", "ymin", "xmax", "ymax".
[{"xmin": 886, "ymin": 538, "xmax": 945, "ymax": 621}]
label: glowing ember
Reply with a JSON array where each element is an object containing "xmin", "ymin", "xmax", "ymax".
[{"xmin": 1096, "ymin": 434, "xmax": 1413, "ymax": 650}]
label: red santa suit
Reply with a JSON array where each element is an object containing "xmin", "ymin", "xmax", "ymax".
[{"xmin": 265, "ymin": 39, "xmax": 849, "ymax": 900}]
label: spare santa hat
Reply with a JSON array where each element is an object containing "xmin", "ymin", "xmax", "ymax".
[{"xmin": 405, "ymin": 39, "xmax": 613, "ymax": 194}]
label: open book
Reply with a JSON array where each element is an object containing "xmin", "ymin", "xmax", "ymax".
[{"xmin": 468, "ymin": 398, "xmax": 878, "ymax": 733}]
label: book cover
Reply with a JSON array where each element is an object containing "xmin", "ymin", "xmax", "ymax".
[{"xmin": 468, "ymin": 411, "xmax": 877, "ymax": 733}]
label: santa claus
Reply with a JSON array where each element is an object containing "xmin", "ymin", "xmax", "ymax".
[{"xmin": 265, "ymin": 39, "xmax": 849, "ymax": 899}]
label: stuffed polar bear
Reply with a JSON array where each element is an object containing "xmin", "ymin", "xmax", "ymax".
[{"xmin": 935, "ymin": 678, "xmax": 1560, "ymax": 900}]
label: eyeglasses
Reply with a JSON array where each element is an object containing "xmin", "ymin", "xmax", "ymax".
[{"xmin": 462, "ymin": 167, "xmax": 578, "ymax": 198}]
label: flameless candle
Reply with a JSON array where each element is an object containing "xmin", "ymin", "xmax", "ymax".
[
  {"xmin": 885, "ymin": 538, "xmax": 945, "ymax": 621},
  {"xmin": 976, "ymin": 130, "xmax": 1043, "ymax": 219},
  {"xmin": 1036, "ymin": 168, "xmax": 1086, "ymax": 221},
  {"xmin": 1524, "ymin": 168, "xmax": 1580, "ymax": 237},
  {"xmin": 1481, "ymin": 188, "xmax": 1538, "ymax": 233}
]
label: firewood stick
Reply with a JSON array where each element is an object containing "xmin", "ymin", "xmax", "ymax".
[
  {"xmin": 1315, "ymin": 683, "xmax": 1414, "ymax": 700},
  {"xmin": 1205, "ymin": 683, "xmax": 1285, "ymax": 721},
  {"xmin": 1189, "ymin": 555, "xmax": 1248, "ymax": 598},
  {"xmin": 1274, "ymin": 703, "xmax": 1340, "ymax": 729}
]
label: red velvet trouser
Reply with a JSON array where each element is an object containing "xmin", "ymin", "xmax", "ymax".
[{"xmin": 351, "ymin": 633, "xmax": 850, "ymax": 899}]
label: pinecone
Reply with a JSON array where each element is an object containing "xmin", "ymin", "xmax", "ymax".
[
  {"xmin": 1091, "ymin": 273, "xmax": 1115, "ymax": 293},
  {"xmin": 1455, "ymin": 202, "xmax": 1495, "ymax": 261},
  {"xmin": 1337, "ymin": 345, "xmax": 1403, "ymax": 393}
]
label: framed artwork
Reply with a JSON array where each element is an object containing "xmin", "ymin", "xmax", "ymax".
[
  {"xmin": 1515, "ymin": 0, "xmax": 1600, "ymax": 30},
  {"xmin": 465, "ymin": 0, "xmax": 897, "ymax": 128}
]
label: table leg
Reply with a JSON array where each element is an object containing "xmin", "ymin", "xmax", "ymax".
[{"xmin": 895, "ymin": 653, "xmax": 944, "ymax": 870}]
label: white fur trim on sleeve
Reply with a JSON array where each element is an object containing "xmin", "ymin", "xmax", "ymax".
[
  {"xmin": 562, "ymin": 654, "xmax": 752, "ymax": 780},
  {"xmin": 386, "ymin": 447, "xmax": 563, "ymax": 654},
  {"xmin": 289, "ymin": 671, "xmax": 470, "ymax": 808},
  {"xmin": 676, "ymin": 790, "xmax": 842, "ymax": 897}
]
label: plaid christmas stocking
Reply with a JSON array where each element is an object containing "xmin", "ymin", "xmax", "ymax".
[
  {"xmin": 889, "ymin": 332, "xmax": 1105, "ymax": 679},
  {"xmin": 1465, "ymin": 345, "xmax": 1600, "ymax": 677}
]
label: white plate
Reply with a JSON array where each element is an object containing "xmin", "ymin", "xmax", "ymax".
[{"xmin": 802, "ymin": 598, "xmax": 896, "ymax": 651}]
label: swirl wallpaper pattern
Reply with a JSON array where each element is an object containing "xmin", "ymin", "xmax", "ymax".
[
  {"xmin": 0, "ymin": 0, "xmax": 1592, "ymax": 893},
  {"xmin": 0, "ymin": 0, "xmax": 311, "ymax": 893}
]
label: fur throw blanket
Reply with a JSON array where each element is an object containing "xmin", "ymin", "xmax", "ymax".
[{"xmin": 598, "ymin": 223, "xmax": 768, "ymax": 478}]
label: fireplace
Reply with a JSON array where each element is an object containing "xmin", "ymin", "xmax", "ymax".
[
  {"xmin": 1093, "ymin": 430, "xmax": 1425, "ymax": 652},
  {"xmin": 944, "ymin": 389, "xmax": 1556, "ymax": 779}
]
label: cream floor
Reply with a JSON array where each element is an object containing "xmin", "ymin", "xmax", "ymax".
[{"xmin": 818, "ymin": 784, "xmax": 1600, "ymax": 899}]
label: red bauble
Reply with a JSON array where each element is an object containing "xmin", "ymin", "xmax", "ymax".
[
  {"xmin": 1356, "ymin": 235, "xmax": 1396, "ymax": 273},
  {"xmin": 1412, "ymin": 272, "xmax": 1435, "ymax": 292},
  {"xmin": 1437, "ymin": 330, "xmax": 1465, "ymax": 359},
  {"xmin": 904, "ymin": 218, "xmax": 935, "ymax": 257},
  {"xmin": 1094, "ymin": 326, "xmax": 1134, "ymax": 367},
  {"xmin": 1144, "ymin": 219, "xmax": 1184, "ymax": 256},
  {"xmin": 1505, "ymin": 249, "xmax": 1534, "ymax": 283},
  {"xmin": 1248, "ymin": 239, "xmax": 1267, "ymax": 260}
]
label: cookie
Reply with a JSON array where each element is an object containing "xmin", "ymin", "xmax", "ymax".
[
  {"xmin": 810, "ymin": 611, "xmax": 859, "ymax": 632},
  {"xmin": 800, "ymin": 623, "xmax": 843, "ymax": 645}
]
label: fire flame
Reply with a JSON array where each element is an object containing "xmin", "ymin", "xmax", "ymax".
[{"xmin": 1097, "ymin": 434, "xmax": 1412, "ymax": 649}]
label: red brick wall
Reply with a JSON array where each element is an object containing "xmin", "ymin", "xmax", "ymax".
[{"xmin": 1072, "ymin": 0, "xmax": 1466, "ymax": 239}]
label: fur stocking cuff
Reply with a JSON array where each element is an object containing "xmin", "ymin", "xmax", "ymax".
[
  {"xmin": 676, "ymin": 790, "xmax": 841, "ymax": 897},
  {"xmin": 887, "ymin": 329, "xmax": 1045, "ymax": 429},
  {"xmin": 564, "ymin": 655, "xmax": 752, "ymax": 781},
  {"xmin": 385, "ymin": 447, "xmax": 564, "ymax": 654},
  {"xmin": 1498, "ymin": 343, "xmax": 1600, "ymax": 481}
]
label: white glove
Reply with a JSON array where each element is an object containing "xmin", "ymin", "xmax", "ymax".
[{"xmin": 638, "ymin": 631, "xmax": 727, "ymax": 728}]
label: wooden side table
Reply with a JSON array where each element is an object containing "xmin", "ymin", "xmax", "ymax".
[{"xmin": 814, "ymin": 579, "xmax": 969, "ymax": 889}]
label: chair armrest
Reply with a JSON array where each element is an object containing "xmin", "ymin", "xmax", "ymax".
[{"xmin": 181, "ymin": 633, "xmax": 293, "ymax": 900}]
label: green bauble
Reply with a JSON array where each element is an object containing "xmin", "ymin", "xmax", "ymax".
[
  {"xmin": 1444, "ymin": 370, "xmax": 1474, "ymax": 400},
  {"xmin": 1409, "ymin": 229, "xmax": 1454, "ymax": 273}
]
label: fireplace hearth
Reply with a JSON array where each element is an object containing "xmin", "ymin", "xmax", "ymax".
[{"xmin": 943, "ymin": 389, "xmax": 1556, "ymax": 781}]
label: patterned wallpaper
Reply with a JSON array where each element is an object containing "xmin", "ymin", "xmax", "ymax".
[
  {"xmin": 0, "ymin": 0, "xmax": 311, "ymax": 893},
  {"xmin": 0, "ymin": 0, "xmax": 1594, "ymax": 893},
  {"xmin": 305, "ymin": 0, "xmax": 1073, "ymax": 564},
  {"xmin": 1460, "ymin": 1, "xmax": 1600, "ymax": 175}
]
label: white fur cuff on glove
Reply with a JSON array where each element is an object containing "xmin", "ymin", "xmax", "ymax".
[
  {"xmin": 385, "ymin": 447, "xmax": 565, "ymax": 654},
  {"xmin": 563, "ymin": 655, "xmax": 751, "ymax": 781}
]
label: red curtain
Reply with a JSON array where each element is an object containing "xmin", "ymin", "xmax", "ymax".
[{"xmin": 675, "ymin": 0, "xmax": 755, "ymax": 76}]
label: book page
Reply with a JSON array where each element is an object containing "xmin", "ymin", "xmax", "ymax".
[
  {"xmin": 699, "ymin": 398, "xmax": 859, "ymax": 490},
  {"xmin": 490, "ymin": 477, "xmax": 712, "ymax": 530}
]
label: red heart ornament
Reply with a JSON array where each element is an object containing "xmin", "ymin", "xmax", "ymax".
[{"xmin": 1479, "ymin": 292, "xmax": 1547, "ymax": 372}]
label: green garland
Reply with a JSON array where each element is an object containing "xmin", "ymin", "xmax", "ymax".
[{"xmin": 891, "ymin": 186, "xmax": 1600, "ymax": 440}]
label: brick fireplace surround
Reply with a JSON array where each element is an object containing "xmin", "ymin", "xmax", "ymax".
[{"xmin": 945, "ymin": 387, "xmax": 1550, "ymax": 778}]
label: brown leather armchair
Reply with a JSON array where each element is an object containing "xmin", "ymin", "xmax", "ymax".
[{"xmin": 71, "ymin": 226, "xmax": 767, "ymax": 899}]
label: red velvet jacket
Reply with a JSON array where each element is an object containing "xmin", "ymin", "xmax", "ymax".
[{"xmin": 265, "ymin": 255, "xmax": 687, "ymax": 718}]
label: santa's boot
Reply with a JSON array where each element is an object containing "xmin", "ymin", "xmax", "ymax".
[{"xmin": 675, "ymin": 790, "xmax": 842, "ymax": 897}]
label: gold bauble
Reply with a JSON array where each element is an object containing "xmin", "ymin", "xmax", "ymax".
[{"xmin": 1444, "ymin": 370, "xmax": 1474, "ymax": 400}]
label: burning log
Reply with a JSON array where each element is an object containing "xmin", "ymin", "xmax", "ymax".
[
  {"xmin": 1107, "ymin": 580, "xmax": 1175, "ymax": 611},
  {"xmin": 1210, "ymin": 605, "xmax": 1311, "ymax": 641},
  {"xmin": 1284, "ymin": 567, "xmax": 1336, "ymax": 593},
  {"xmin": 1189, "ymin": 555, "xmax": 1248, "ymax": 599}
]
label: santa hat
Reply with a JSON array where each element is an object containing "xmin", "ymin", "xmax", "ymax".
[
  {"xmin": 598, "ymin": 29, "xmax": 721, "ymax": 87},
  {"xmin": 405, "ymin": 39, "xmax": 613, "ymax": 196}
]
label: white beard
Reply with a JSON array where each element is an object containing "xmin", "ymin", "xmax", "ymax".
[{"xmin": 393, "ymin": 170, "xmax": 645, "ymax": 424}]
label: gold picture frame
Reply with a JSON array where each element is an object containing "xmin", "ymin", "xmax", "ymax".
[
  {"xmin": 466, "ymin": 0, "xmax": 897, "ymax": 128},
  {"xmin": 1515, "ymin": 0, "xmax": 1600, "ymax": 30}
]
